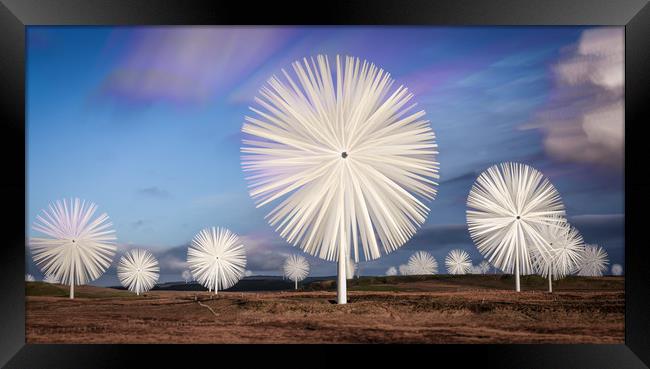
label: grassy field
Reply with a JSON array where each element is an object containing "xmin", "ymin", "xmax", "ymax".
[{"xmin": 25, "ymin": 276, "xmax": 624, "ymax": 344}]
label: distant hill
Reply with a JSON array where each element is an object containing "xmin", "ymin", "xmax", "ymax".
[{"xmin": 109, "ymin": 275, "xmax": 336, "ymax": 292}]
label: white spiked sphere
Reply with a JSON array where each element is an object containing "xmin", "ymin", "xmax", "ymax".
[
  {"xmin": 478, "ymin": 260, "xmax": 491, "ymax": 274},
  {"xmin": 346, "ymin": 258, "xmax": 358, "ymax": 279},
  {"xmin": 407, "ymin": 251, "xmax": 438, "ymax": 275},
  {"xmin": 283, "ymin": 254, "xmax": 310, "ymax": 290},
  {"xmin": 577, "ymin": 244, "xmax": 609, "ymax": 277},
  {"xmin": 187, "ymin": 227, "xmax": 247, "ymax": 294},
  {"xmin": 399, "ymin": 264, "xmax": 412, "ymax": 275},
  {"xmin": 611, "ymin": 264, "xmax": 623, "ymax": 276},
  {"xmin": 182, "ymin": 270, "xmax": 192, "ymax": 283},
  {"xmin": 43, "ymin": 274, "xmax": 60, "ymax": 284},
  {"xmin": 532, "ymin": 221, "xmax": 585, "ymax": 293},
  {"xmin": 117, "ymin": 249, "xmax": 159, "ymax": 295},
  {"xmin": 466, "ymin": 162, "xmax": 565, "ymax": 291},
  {"xmin": 241, "ymin": 55, "xmax": 439, "ymax": 304},
  {"xmin": 445, "ymin": 249, "xmax": 472, "ymax": 275},
  {"xmin": 385, "ymin": 266, "xmax": 398, "ymax": 276},
  {"xmin": 30, "ymin": 198, "xmax": 117, "ymax": 299},
  {"xmin": 25, "ymin": 274, "xmax": 35, "ymax": 282}
]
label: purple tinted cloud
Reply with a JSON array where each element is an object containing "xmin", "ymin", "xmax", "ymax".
[{"xmin": 99, "ymin": 27, "xmax": 295, "ymax": 106}]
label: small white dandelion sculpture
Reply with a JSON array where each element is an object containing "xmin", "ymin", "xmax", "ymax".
[
  {"xmin": 577, "ymin": 244, "xmax": 609, "ymax": 277},
  {"xmin": 478, "ymin": 260, "xmax": 491, "ymax": 274},
  {"xmin": 386, "ymin": 266, "xmax": 398, "ymax": 276},
  {"xmin": 30, "ymin": 198, "xmax": 117, "ymax": 299},
  {"xmin": 187, "ymin": 227, "xmax": 247, "ymax": 295},
  {"xmin": 283, "ymin": 254, "xmax": 310, "ymax": 290},
  {"xmin": 445, "ymin": 249, "xmax": 472, "ymax": 275},
  {"xmin": 182, "ymin": 270, "xmax": 192, "ymax": 283},
  {"xmin": 346, "ymin": 258, "xmax": 358, "ymax": 279},
  {"xmin": 117, "ymin": 249, "xmax": 159, "ymax": 295},
  {"xmin": 533, "ymin": 221, "xmax": 585, "ymax": 293},
  {"xmin": 398, "ymin": 264, "xmax": 411, "ymax": 275},
  {"xmin": 25, "ymin": 274, "xmax": 35, "ymax": 282},
  {"xmin": 466, "ymin": 162, "xmax": 565, "ymax": 291},
  {"xmin": 407, "ymin": 251, "xmax": 438, "ymax": 275},
  {"xmin": 611, "ymin": 264, "xmax": 623, "ymax": 276},
  {"xmin": 43, "ymin": 274, "xmax": 60, "ymax": 284},
  {"xmin": 241, "ymin": 55, "xmax": 439, "ymax": 304}
]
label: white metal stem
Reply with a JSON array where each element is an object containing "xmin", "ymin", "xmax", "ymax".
[
  {"xmin": 515, "ymin": 248, "xmax": 521, "ymax": 292},
  {"xmin": 295, "ymin": 279, "xmax": 298, "ymax": 290},
  {"xmin": 337, "ymin": 248, "xmax": 347, "ymax": 304},
  {"xmin": 548, "ymin": 268, "xmax": 553, "ymax": 293}
]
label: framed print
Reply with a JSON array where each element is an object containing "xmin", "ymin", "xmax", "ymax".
[{"xmin": 1, "ymin": 0, "xmax": 649, "ymax": 368}]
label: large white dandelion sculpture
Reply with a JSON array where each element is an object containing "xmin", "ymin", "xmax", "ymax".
[
  {"xmin": 577, "ymin": 244, "xmax": 609, "ymax": 277},
  {"xmin": 466, "ymin": 162, "xmax": 565, "ymax": 292},
  {"xmin": 445, "ymin": 249, "xmax": 472, "ymax": 275},
  {"xmin": 187, "ymin": 227, "xmax": 247, "ymax": 295},
  {"xmin": 532, "ymin": 221, "xmax": 585, "ymax": 293},
  {"xmin": 407, "ymin": 251, "xmax": 438, "ymax": 275},
  {"xmin": 117, "ymin": 249, "xmax": 159, "ymax": 295},
  {"xmin": 283, "ymin": 254, "xmax": 310, "ymax": 290},
  {"xmin": 30, "ymin": 198, "xmax": 117, "ymax": 299},
  {"xmin": 241, "ymin": 55, "xmax": 439, "ymax": 304}
]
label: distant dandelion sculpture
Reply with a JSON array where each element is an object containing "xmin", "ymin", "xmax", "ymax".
[
  {"xmin": 445, "ymin": 249, "xmax": 472, "ymax": 275},
  {"xmin": 30, "ymin": 198, "xmax": 117, "ymax": 299},
  {"xmin": 466, "ymin": 162, "xmax": 565, "ymax": 292},
  {"xmin": 241, "ymin": 55, "xmax": 439, "ymax": 304},
  {"xmin": 407, "ymin": 251, "xmax": 438, "ymax": 275},
  {"xmin": 346, "ymin": 258, "xmax": 358, "ymax": 279},
  {"xmin": 182, "ymin": 270, "xmax": 192, "ymax": 284},
  {"xmin": 611, "ymin": 264, "xmax": 623, "ymax": 276},
  {"xmin": 386, "ymin": 266, "xmax": 397, "ymax": 276},
  {"xmin": 577, "ymin": 244, "xmax": 609, "ymax": 277},
  {"xmin": 43, "ymin": 274, "xmax": 60, "ymax": 284},
  {"xmin": 478, "ymin": 260, "xmax": 491, "ymax": 274},
  {"xmin": 283, "ymin": 254, "xmax": 310, "ymax": 290},
  {"xmin": 399, "ymin": 264, "xmax": 412, "ymax": 275},
  {"xmin": 533, "ymin": 221, "xmax": 585, "ymax": 293},
  {"xmin": 117, "ymin": 249, "xmax": 159, "ymax": 295},
  {"xmin": 25, "ymin": 274, "xmax": 35, "ymax": 282},
  {"xmin": 187, "ymin": 227, "xmax": 247, "ymax": 295}
]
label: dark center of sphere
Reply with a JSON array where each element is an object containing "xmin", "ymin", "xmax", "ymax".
[
  {"xmin": 516, "ymin": 216, "xmax": 520, "ymax": 220},
  {"xmin": 72, "ymin": 239, "xmax": 76, "ymax": 243},
  {"xmin": 341, "ymin": 152, "xmax": 348, "ymax": 159}
]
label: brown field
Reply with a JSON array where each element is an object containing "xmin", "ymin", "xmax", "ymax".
[{"xmin": 25, "ymin": 275, "xmax": 624, "ymax": 344}]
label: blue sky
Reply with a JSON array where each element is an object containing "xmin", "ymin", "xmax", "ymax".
[{"xmin": 26, "ymin": 26, "xmax": 624, "ymax": 284}]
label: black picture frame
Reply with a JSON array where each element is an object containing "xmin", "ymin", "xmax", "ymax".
[{"xmin": 1, "ymin": 0, "xmax": 649, "ymax": 367}]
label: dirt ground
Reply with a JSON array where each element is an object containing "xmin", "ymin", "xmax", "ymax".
[{"xmin": 26, "ymin": 277, "xmax": 623, "ymax": 344}]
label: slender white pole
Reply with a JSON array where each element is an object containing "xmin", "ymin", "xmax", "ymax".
[
  {"xmin": 515, "ymin": 248, "xmax": 521, "ymax": 292},
  {"xmin": 70, "ymin": 282, "xmax": 74, "ymax": 299},
  {"xmin": 215, "ymin": 264, "xmax": 219, "ymax": 296},
  {"xmin": 295, "ymin": 279, "xmax": 298, "ymax": 290},
  {"xmin": 548, "ymin": 267, "xmax": 553, "ymax": 293},
  {"xmin": 337, "ymin": 248, "xmax": 347, "ymax": 304}
]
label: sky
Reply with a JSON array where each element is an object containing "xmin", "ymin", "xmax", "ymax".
[{"xmin": 26, "ymin": 26, "xmax": 625, "ymax": 285}]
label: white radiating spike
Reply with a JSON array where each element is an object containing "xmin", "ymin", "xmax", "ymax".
[
  {"xmin": 186, "ymin": 227, "xmax": 247, "ymax": 294},
  {"xmin": 30, "ymin": 198, "xmax": 117, "ymax": 299},
  {"xmin": 117, "ymin": 249, "xmax": 159, "ymax": 295},
  {"xmin": 466, "ymin": 162, "xmax": 565, "ymax": 291},
  {"xmin": 241, "ymin": 55, "xmax": 439, "ymax": 304}
]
